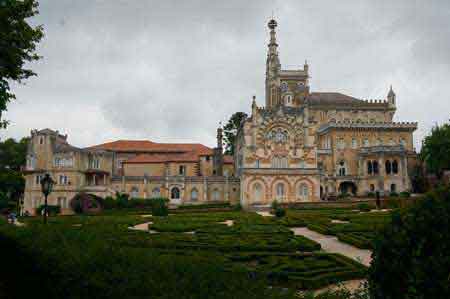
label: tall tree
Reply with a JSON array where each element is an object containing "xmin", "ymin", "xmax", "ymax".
[
  {"xmin": 223, "ymin": 112, "xmax": 247, "ymax": 155},
  {"xmin": 420, "ymin": 121, "xmax": 450, "ymax": 178},
  {"xmin": 0, "ymin": 0, "xmax": 43, "ymax": 128},
  {"xmin": 0, "ymin": 137, "xmax": 28, "ymax": 204}
]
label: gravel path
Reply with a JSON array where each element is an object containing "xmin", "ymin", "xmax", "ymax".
[{"xmin": 290, "ymin": 227, "xmax": 372, "ymax": 266}]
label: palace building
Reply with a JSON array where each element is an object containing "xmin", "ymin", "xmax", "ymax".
[{"xmin": 22, "ymin": 19, "xmax": 417, "ymax": 214}]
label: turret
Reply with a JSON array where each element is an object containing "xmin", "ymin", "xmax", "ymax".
[{"xmin": 387, "ymin": 85, "xmax": 396, "ymax": 107}]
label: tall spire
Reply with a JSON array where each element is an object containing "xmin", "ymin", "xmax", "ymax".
[
  {"xmin": 265, "ymin": 18, "xmax": 281, "ymax": 108},
  {"xmin": 266, "ymin": 18, "xmax": 280, "ymax": 73}
]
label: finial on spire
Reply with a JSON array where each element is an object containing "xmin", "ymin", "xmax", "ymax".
[{"xmin": 268, "ymin": 18, "xmax": 277, "ymax": 30}]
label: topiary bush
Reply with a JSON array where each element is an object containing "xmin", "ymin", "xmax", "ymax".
[
  {"xmin": 275, "ymin": 207, "xmax": 286, "ymax": 218},
  {"xmin": 367, "ymin": 192, "xmax": 375, "ymax": 198},
  {"xmin": 399, "ymin": 191, "xmax": 411, "ymax": 198},
  {"xmin": 70, "ymin": 193, "xmax": 103, "ymax": 214},
  {"xmin": 389, "ymin": 192, "xmax": 399, "ymax": 197},
  {"xmin": 151, "ymin": 197, "xmax": 169, "ymax": 216},
  {"xmin": 369, "ymin": 186, "xmax": 450, "ymax": 299},
  {"xmin": 357, "ymin": 203, "xmax": 371, "ymax": 212},
  {"xmin": 115, "ymin": 192, "xmax": 130, "ymax": 209}
]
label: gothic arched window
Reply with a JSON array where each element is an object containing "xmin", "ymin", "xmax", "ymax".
[
  {"xmin": 191, "ymin": 188, "xmax": 198, "ymax": 201},
  {"xmin": 276, "ymin": 183, "xmax": 285, "ymax": 199},
  {"xmin": 392, "ymin": 160, "xmax": 399, "ymax": 174},
  {"xmin": 385, "ymin": 160, "xmax": 392, "ymax": 175},
  {"xmin": 171, "ymin": 187, "xmax": 180, "ymax": 199}
]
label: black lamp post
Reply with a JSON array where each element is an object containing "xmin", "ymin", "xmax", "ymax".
[{"xmin": 40, "ymin": 173, "xmax": 54, "ymax": 224}]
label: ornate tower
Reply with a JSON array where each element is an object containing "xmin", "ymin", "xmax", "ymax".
[
  {"xmin": 387, "ymin": 85, "xmax": 396, "ymax": 107},
  {"xmin": 265, "ymin": 19, "xmax": 281, "ymax": 108}
]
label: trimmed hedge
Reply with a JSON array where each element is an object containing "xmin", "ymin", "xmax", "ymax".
[{"xmin": 36, "ymin": 205, "xmax": 61, "ymax": 216}]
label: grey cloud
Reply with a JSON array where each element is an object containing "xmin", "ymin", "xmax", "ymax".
[{"xmin": 1, "ymin": 0, "xmax": 449, "ymax": 149}]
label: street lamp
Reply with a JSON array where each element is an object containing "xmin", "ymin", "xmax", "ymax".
[{"xmin": 40, "ymin": 173, "xmax": 55, "ymax": 224}]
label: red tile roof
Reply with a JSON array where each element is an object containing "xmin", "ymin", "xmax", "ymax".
[
  {"xmin": 124, "ymin": 152, "xmax": 199, "ymax": 164},
  {"xmin": 86, "ymin": 140, "xmax": 213, "ymax": 155}
]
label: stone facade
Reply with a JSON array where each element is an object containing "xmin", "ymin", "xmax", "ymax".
[
  {"xmin": 236, "ymin": 19, "xmax": 417, "ymax": 208},
  {"xmin": 23, "ymin": 129, "xmax": 238, "ymax": 215}
]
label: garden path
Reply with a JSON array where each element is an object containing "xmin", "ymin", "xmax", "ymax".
[
  {"xmin": 290, "ymin": 227, "xmax": 372, "ymax": 267},
  {"xmin": 128, "ymin": 222, "xmax": 158, "ymax": 234}
]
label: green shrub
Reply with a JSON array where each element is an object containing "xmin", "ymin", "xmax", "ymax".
[
  {"xmin": 178, "ymin": 202, "xmax": 230, "ymax": 210},
  {"xmin": 275, "ymin": 207, "xmax": 286, "ymax": 218},
  {"xmin": 103, "ymin": 196, "xmax": 116, "ymax": 209},
  {"xmin": 337, "ymin": 193, "xmax": 350, "ymax": 200},
  {"xmin": 369, "ymin": 186, "xmax": 450, "ymax": 299},
  {"xmin": 151, "ymin": 197, "xmax": 169, "ymax": 216},
  {"xmin": 36, "ymin": 205, "xmax": 61, "ymax": 216},
  {"xmin": 367, "ymin": 192, "xmax": 375, "ymax": 198},
  {"xmin": 385, "ymin": 197, "xmax": 400, "ymax": 209},
  {"xmin": 115, "ymin": 192, "xmax": 130, "ymax": 209},
  {"xmin": 70, "ymin": 193, "xmax": 104, "ymax": 214},
  {"xmin": 399, "ymin": 191, "xmax": 410, "ymax": 198},
  {"xmin": 357, "ymin": 203, "xmax": 371, "ymax": 212},
  {"xmin": 389, "ymin": 191, "xmax": 399, "ymax": 197},
  {"xmin": 233, "ymin": 203, "xmax": 242, "ymax": 211}
]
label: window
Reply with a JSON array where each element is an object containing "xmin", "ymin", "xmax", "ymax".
[
  {"xmin": 385, "ymin": 160, "xmax": 392, "ymax": 175},
  {"xmin": 32, "ymin": 197, "xmax": 40, "ymax": 208},
  {"xmin": 179, "ymin": 165, "xmax": 186, "ymax": 176},
  {"xmin": 376, "ymin": 138, "xmax": 383, "ymax": 146},
  {"xmin": 400, "ymin": 138, "xmax": 406, "ymax": 147},
  {"xmin": 253, "ymin": 183, "xmax": 262, "ymax": 202},
  {"xmin": 57, "ymin": 197, "xmax": 67, "ymax": 209},
  {"xmin": 152, "ymin": 187, "xmax": 161, "ymax": 198},
  {"xmin": 373, "ymin": 161, "xmax": 379, "ymax": 174},
  {"xmin": 39, "ymin": 137, "xmax": 44, "ymax": 144},
  {"xmin": 370, "ymin": 184, "xmax": 375, "ymax": 192},
  {"xmin": 205, "ymin": 156, "xmax": 210, "ymax": 161},
  {"xmin": 212, "ymin": 189, "xmax": 220, "ymax": 201},
  {"xmin": 89, "ymin": 157, "xmax": 100, "ymax": 169},
  {"xmin": 117, "ymin": 159, "xmax": 125, "ymax": 169},
  {"xmin": 351, "ymin": 138, "xmax": 358, "ymax": 149},
  {"xmin": 171, "ymin": 187, "xmax": 180, "ymax": 199},
  {"xmin": 27, "ymin": 156, "xmax": 36, "ymax": 169},
  {"xmin": 281, "ymin": 82, "xmax": 288, "ymax": 92},
  {"xmin": 338, "ymin": 161, "xmax": 346, "ymax": 176},
  {"xmin": 130, "ymin": 187, "xmax": 139, "ymax": 198},
  {"xmin": 299, "ymin": 160, "xmax": 305, "ymax": 169},
  {"xmin": 59, "ymin": 175, "xmax": 68, "ymax": 185},
  {"xmin": 255, "ymin": 159, "xmax": 260, "ymax": 168},
  {"xmin": 389, "ymin": 138, "xmax": 395, "ymax": 146},
  {"xmin": 35, "ymin": 175, "xmax": 43, "ymax": 185},
  {"xmin": 363, "ymin": 138, "xmax": 370, "ymax": 147},
  {"xmin": 367, "ymin": 161, "xmax": 373, "ymax": 175},
  {"xmin": 191, "ymin": 188, "xmax": 198, "ymax": 201},
  {"xmin": 276, "ymin": 183, "xmax": 285, "ymax": 199},
  {"xmin": 390, "ymin": 184, "xmax": 397, "ymax": 192},
  {"xmin": 299, "ymin": 184, "xmax": 309, "ymax": 200},
  {"xmin": 272, "ymin": 156, "xmax": 288, "ymax": 168},
  {"xmin": 392, "ymin": 160, "xmax": 399, "ymax": 174}
]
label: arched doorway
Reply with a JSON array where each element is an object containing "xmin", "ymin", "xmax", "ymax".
[
  {"xmin": 339, "ymin": 181, "xmax": 357, "ymax": 196},
  {"xmin": 170, "ymin": 187, "xmax": 181, "ymax": 203},
  {"xmin": 253, "ymin": 183, "xmax": 263, "ymax": 203}
]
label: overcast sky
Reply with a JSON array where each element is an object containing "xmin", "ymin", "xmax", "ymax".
[{"xmin": 1, "ymin": 0, "xmax": 449, "ymax": 149}]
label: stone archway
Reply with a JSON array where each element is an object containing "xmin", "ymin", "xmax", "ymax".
[{"xmin": 339, "ymin": 181, "xmax": 357, "ymax": 196}]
